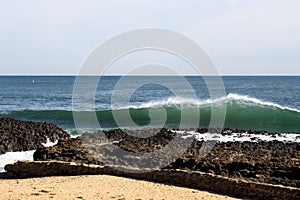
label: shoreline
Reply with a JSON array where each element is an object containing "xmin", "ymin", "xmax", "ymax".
[{"xmin": 1, "ymin": 118, "xmax": 300, "ymax": 199}]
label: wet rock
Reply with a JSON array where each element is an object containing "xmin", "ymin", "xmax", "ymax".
[{"xmin": 0, "ymin": 118, "xmax": 69, "ymax": 154}]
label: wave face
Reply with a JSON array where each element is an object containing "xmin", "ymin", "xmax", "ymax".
[{"xmin": 1, "ymin": 94, "xmax": 299, "ymax": 134}]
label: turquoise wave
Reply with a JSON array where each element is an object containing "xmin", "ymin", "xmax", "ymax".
[{"xmin": 1, "ymin": 97, "xmax": 299, "ymax": 133}]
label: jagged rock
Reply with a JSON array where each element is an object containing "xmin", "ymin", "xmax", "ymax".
[
  {"xmin": 0, "ymin": 118, "xmax": 69, "ymax": 154},
  {"xmin": 34, "ymin": 137, "xmax": 102, "ymax": 165},
  {"xmin": 103, "ymin": 128, "xmax": 176, "ymax": 153},
  {"xmin": 32, "ymin": 128, "xmax": 300, "ymax": 188}
]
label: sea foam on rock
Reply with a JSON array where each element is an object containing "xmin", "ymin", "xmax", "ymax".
[
  {"xmin": 0, "ymin": 118, "xmax": 69, "ymax": 154},
  {"xmin": 33, "ymin": 137, "xmax": 102, "ymax": 165}
]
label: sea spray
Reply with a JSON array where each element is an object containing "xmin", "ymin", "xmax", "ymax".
[{"xmin": 1, "ymin": 94, "xmax": 299, "ymax": 133}]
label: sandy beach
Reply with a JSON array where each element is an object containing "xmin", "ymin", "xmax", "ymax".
[{"xmin": 0, "ymin": 175, "xmax": 237, "ymax": 200}]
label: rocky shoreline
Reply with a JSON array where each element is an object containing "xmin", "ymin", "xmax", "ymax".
[
  {"xmin": 33, "ymin": 128, "xmax": 300, "ymax": 188},
  {"xmin": 1, "ymin": 118, "xmax": 300, "ymax": 189},
  {"xmin": 0, "ymin": 118, "xmax": 69, "ymax": 154}
]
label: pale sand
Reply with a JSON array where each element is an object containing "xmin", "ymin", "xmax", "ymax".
[{"xmin": 0, "ymin": 175, "xmax": 238, "ymax": 200}]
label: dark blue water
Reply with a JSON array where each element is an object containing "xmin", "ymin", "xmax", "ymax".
[{"xmin": 0, "ymin": 76, "xmax": 299, "ymax": 133}]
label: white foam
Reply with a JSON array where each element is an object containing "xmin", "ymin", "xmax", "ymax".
[
  {"xmin": 226, "ymin": 93, "xmax": 300, "ymax": 113},
  {"xmin": 41, "ymin": 138, "xmax": 58, "ymax": 147},
  {"xmin": 0, "ymin": 138, "xmax": 57, "ymax": 172},
  {"xmin": 0, "ymin": 150, "xmax": 35, "ymax": 172},
  {"xmin": 115, "ymin": 96, "xmax": 205, "ymax": 109},
  {"xmin": 114, "ymin": 93, "xmax": 300, "ymax": 113},
  {"xmin": 177, "ymin": 130, "xmax": 300, "ymax": 143}
]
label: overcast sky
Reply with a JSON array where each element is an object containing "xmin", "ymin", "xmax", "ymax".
[{"xmin": 0, "ymin": 0, "xmax": 300, "ymax": 75}]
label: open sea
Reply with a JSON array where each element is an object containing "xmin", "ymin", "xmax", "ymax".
[{"xmin": 0, "ymin": 76, "xmax": 299, "ymax": 134}]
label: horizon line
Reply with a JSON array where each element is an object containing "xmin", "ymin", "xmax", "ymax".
[{"xmin": 0, "ymin": 74, "xmax": 300, "ymax": 76}]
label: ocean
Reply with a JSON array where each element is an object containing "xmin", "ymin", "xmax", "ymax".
[
  {"xmin": 1, "ymin": 75, "xmax": 300, "ymax": 172},
  {"xmin": 0, "ymin": 76, "xmax": 299, "ymax": 134}
]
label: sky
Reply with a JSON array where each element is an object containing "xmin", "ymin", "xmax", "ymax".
[{"xmin": 0, "ymin": 0, "xmax": 300, "ymax": 75}]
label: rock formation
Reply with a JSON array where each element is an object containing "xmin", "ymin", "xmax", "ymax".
[{"xmin": 0, "ymin": 118, "xmax": 69, "ymax": 154}]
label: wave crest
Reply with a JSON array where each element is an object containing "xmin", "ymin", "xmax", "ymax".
[{"xmin": 118, "ymin": 93, "xmax": 300, "ymax": 113}]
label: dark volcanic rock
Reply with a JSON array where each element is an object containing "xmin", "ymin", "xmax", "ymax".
[
  {"xmin": 33, "ymin": 137, "xmax": 102, "ymax": 165},
  {"xmin": 34, "ymin": 128, "xmax": 177, "ymax": 166},
  {"xmin": 103, "ymin": 128, "xmax": 176, "ymax": 153},
  {"xmin": 0, "ymin": 118, "xmax": 69, "ymax": 154},
  {"xmin": 32, "ymin": 128, "xmax": 300, "ymax": 188},
  {"xmin": 167, "ymin": 140, "xmax": 300, "ymax": 188}
]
